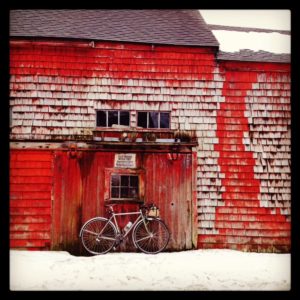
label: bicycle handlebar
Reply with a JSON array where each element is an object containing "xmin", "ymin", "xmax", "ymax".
[{"xmin": 104, "ymin": 203, "xmax": 157, "ymax": 213}]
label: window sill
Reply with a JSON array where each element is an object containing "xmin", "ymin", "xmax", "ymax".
[
  {"xmin": 93, "ymin": 128, "xmax": 176, "ymax": 143},
  {"xmin": 105, "ymin": 199, "xmax": 144, "ymax": 204},
  {"xmin": 93, "ymin": 127, "xmax": 173, "ymax": 133},
  {"xmin": 91, "ymin": 128, "xmax": 198, "ymax": 148}
]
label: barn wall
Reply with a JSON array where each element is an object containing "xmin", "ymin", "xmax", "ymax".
[
  {"xmin": 9, "ymin": 39, "xmax": 222, "ymax": 247},
  {"xmin": 198, "ymin": 62, "xmax": 291, "ymax": 252},
  {"xmin": 9, "ymin": 40, "xmax": 291, "ymax": 252},
  {"xmin": 10, "ymin": 149, "xmax": 195, "ymax": 253},
  {"xmin": 9, "ymin": 40, "xmax": 220, "ymax": 140},
  {"xmin": 10, "ymin": 150, "xmax": 53, "ymax": 250}
]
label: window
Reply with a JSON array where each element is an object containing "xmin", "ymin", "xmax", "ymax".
[
  {"xmin": 111, "ymin": 174, "xmax": 139, "ymax": 199},
  {"xmin": 137, "ymin": 111, "xmax": 170, "ymax": 129},
  {"xmin": 96, "ymin": 110, "xmax": 130, "ymax": 127},
  {"xmin": 105, "ymin": 168, "xmax": 145, "ymax": 202}
]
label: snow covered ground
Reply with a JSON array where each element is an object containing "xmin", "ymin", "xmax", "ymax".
[{"xmin": 10, "ymin": 249, "xmax": 290, "ymax": 291}]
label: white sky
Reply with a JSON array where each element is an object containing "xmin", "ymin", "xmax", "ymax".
[
  {"xmin": 200, "ymin": 10, "xmax": 291, "ymax": 31},
  {"xmin": 212, "ymin": 30, "xmax": 290, "ymax": 53},
  {"xmin": 199, "ymin": 10, "xmax": 291, "ymax": 54}
]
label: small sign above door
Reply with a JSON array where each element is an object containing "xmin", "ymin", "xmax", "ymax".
[{"xmin": 114, "ymin": 153, "xmax": 136, "ymax": 168}]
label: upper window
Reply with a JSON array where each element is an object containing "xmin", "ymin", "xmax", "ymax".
[
  {"xmin": 96, "ymin": 110, "xmax": 130, "ymax": 127},
  {"xmin": 137, "ymin": 111, "xmax": 170, "ymax": 129}
]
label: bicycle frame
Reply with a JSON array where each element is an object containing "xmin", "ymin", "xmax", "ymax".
[{"xmin": 107, "ymin": 209, "xmax": 150, "ymax": 238}]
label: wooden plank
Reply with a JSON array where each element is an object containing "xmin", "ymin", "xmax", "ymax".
[
  {"xmin": 10, "ymin": 176, "xmax": 53, "ymax": 184},
  {"xmin": 10, "ymin": 191, "xmax": 51, "ymax": 200},
  {"xmin": 10, "ymin": 183, "xmax": 52, "ymax": 192},
  {"xmin": 11, "ymin": 161, "xmax": 53, "ymax": 169},
  {"xmin": 10, "ymin": 215, "xmax": 51, "ymax": 223},
  {"xmin": 52, "ymin": 151, "xmax": 83, "ymax": 253},
  {"xmin": 51, "ymin": 151, "xmax": 64, "ymax": 249},
  {"xmin": 191, "ymin": 151, "xmax": 198, "ymax": 248},
  {"xmin": 10, "ymin": 199, "xmax": 51, "ymax": 208},
  {"xmin": 10, "ymin": 239, "xmax": 50, "ymax": 248},
  {"xmin": 10, "ymin": 232, "xmax": 51, "ymax": 239},
  {"xmin": 81, "ymin": 152, "xmax": 106, "ymax": 222},
  {"xmin": 10, "ymin": 223, "xmax": 51, "ymax": 232},
  {"xmin": 184, "ymin": 153, "xmax": 193, "ymax": 249},
  {"xmin": 10, "ymin": 169, "xmax": 53, "ymax": 177},
  {"xmin": 10, "ymin": 207, "xmax": 51, "ymax": 215},
  {"xmin": 15, "ymin": 153, "xmax": 53, "ymax": 162}
]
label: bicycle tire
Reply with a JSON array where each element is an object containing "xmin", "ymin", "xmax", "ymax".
[
  {"xmin": 132, "ymin": 217, "xmax": 170, "ymax": 254},
  {"xmin": 80, "ymin": 217, "xmax": 117, "ymax": 255}
]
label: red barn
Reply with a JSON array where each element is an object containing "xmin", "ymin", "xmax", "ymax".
[{"xmin": 9, "ymin": 10, "xmax": 291, "ymax": 254}]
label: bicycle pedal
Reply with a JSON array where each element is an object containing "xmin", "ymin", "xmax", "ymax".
[{"xmin": 113, "ymin": 242, "xmax": 121, "ymax": 250}]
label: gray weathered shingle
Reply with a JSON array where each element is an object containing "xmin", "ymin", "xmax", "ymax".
[
  {"xmin": 217, "ymin": 50, "xmax": 290, "ymax": 63},
  {"xmin": 10, "ymin": 9, "xmax": 219, "ymax": 47},
  {"xmin": 208, "ymin": 24, "xmax": 290, "ymax": 35}
]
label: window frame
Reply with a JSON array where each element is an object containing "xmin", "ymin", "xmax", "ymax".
[
  {"xmin": 137, "ymin": 111, "xmax": 171, "ymax": 129},
  {"xmin": 96, "ymin": 109, "xmax": 130, "ymax": 128},
  {"xmin": 104, "ymin": 168, "xmax": 145, "ymax": 203}
]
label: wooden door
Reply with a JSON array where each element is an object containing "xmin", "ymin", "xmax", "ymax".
[
  {"xmin": 143, "ymin": 153, "xmax": 194, "ymax": 250},
  {"xmin": 52, "ymin": 150, "xmax": 195, "ymax": 254}
]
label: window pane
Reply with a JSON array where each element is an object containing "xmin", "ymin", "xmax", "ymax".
[
  {"xmin": 111, "ymin": 175, "xmax": 120, "ymax": 186},
  {"xmin": 108, "ymin": 111, "xmax": 118, "ymax": 127},
  {"xmin": 121, "ymin": 187, "xmax": 129, "ymax": 198},
  {"xmin": 121, "ymin": 175, "xmax": 129, "ymax": 186},
  {"xmin": 96, "ymin": 110, "xmax": 107, "ymax": 127},
  {"xmin": 160, "ymin": 112, "xmax": 170, "ymax": 128},
  {"xmin": 110, "ymin": 174, "xmax": 139, "ymax": 199},
  {"xmin": 111, "ymin": 187, "xmax": 120, "ymax": 198},
  {"xmin": 137, "ymin": 112, "xmax": 147, "ymax": 128},
  {"xmin": 129, "ymin": 188, "xmax": 138, "ymax": 198},
  {"xmin": 149, "ymin": 112, "xmax": 158, "ymax": 128},
  {"xmin": 120, "ymin": 111, "xmax": 129, "ymax": 126},
  {"xmin": 130, "ymin": 176, "xmax": 139, "ymax": 188}
]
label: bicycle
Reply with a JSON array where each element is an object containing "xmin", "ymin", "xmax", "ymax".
[{"xmin": 79, "ymin": 203, "xmax": 170, "ymax": 255}]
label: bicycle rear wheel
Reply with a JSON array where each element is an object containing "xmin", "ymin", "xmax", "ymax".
[
  {"xmin": 80, "ymin": 217, "xmax": 117, "ymax": 255},
  {"xmin": 133, "ymin": 218, "xmax": 170, "ymax": 254}
]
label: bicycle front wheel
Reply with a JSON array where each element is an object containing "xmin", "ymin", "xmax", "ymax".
[
  {"xmin": 80, "ymin": 217, "xmax": 117, "ymax": 255},
  {"xmin": 133, "ymin": 218, "xmax": 170, "ymax": 254}
]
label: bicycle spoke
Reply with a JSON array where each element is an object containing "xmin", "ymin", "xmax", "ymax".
[
  {"xmin": 98, "ymin": 236, "xmax": 116, "ymax": 241},
  {"xmin": 81, "ymin": 218, "xmax": 117, "ymax": 255},
  {"xmin": 133, "ymin": 218, "xmax": 170, "ymax": 254},
  {"xmin": 135, "ymin": 235, "xmax": 152, "ymax": 243},
  {"xmin": 82, "ymin": 229, "xmax": 99, "ymax": 236}
]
